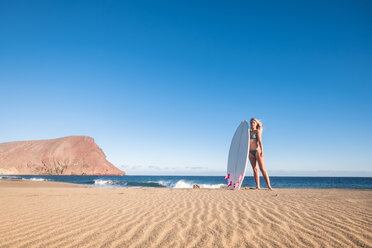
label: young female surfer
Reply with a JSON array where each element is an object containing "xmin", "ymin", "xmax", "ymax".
[{"xmin": 249, "ymin": 118, "xmax": 272, "ymax": 190}]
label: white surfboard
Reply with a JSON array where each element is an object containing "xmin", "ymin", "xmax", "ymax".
[{"xmin": 226, "ymin": 120, "xmax": 249, "ymax": 189}]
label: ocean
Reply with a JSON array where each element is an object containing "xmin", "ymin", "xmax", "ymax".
[{"xmin": 1, "ymin": 175, "xmax": 371, "ymax": 189}]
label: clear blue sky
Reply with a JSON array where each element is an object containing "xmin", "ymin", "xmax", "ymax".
[{"xmin": 1, "ymin": 1, "xmax": 371, "ymax": 176}]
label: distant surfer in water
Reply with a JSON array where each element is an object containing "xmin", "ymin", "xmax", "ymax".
[{"xmin": 249, "ymin": 118, "xmax": 272, "ymax": 190}]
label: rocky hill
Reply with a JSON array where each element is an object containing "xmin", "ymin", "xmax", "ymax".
[{"xmin": 0, "ymin": 136, "xmax": 125, "ymax": 175}]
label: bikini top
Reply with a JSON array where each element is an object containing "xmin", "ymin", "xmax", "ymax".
[{"xmin": 250, "ymin": 130, "xmax": 257, "ymax": 139}]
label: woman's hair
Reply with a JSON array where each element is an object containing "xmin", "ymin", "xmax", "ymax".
[{"xmin": 250, "ymin": 118, "xmax": 263, "ymax": 131}]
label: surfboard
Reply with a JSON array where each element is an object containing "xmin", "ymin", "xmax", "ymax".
[{"xmin": 226, "ymin": 120, "xmax": 249, "ymax": 189}]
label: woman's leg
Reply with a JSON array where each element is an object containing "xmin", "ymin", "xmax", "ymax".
[
  {"xmin": 256, "ymin": 153, "xmax": 272, "ymax": 190},
  {"xmin": 249, "ymin": 153, "xmax": 259, "ymax": 189}
]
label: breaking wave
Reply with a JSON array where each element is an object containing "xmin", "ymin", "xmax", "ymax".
[
  {"xmin": 94, "ymin": 179, "xmax": 115, "ymax": 185},
  {"xmin": 172, "ymin": 180, "xmax": 225, "ymax": 189},
  {"xmin": 92, "ymin": 179, "xmax": 224, "ymax": 188},
  {"xmin": 27, "ymin": 178, "xmax": 49, "ymax": 181},
  {"xmin": 0, "ymin": 176, "xmax": 48, "ymax": 181},
  {"xmin": 0, "ymin": 175, "xmax": 23, "ymax": 180},
  {"xmin": 94, "ymin": 179, "xmax": 166, "ymax": 188}
]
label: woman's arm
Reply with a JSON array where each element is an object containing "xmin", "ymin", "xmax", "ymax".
[{"xmin": 257, "ymin": 130, "xmax": 264, "ymax": 155}]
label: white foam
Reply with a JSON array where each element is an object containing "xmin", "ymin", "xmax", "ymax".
[
  {"xmin": 94, "ymin": 179, "xmax": 114, "ymax": 185},
  {"xmin": 0, "ymin": 176, "xmax": 47, "ymax": 181},
  {"xmin": 150, "ymin": 180, "xmax": 171, "ymax": 187},
  {"xmin": 199, "ymin": 183, "xmax": 225, "ymax": 189},
  {"xmin": 172, "ymin": 180, "xmax": 224, "ymax": 189},
  {"xmin": 0, "ymin": 175, "xmax": 20, "ymax": 179},
  {"xmin": 28, "ymin": 178, "xmax": 48, "ymax": 181},
  {"xmin": 173, "ymin": 180, "xmax": 193, "ymax": 188}
]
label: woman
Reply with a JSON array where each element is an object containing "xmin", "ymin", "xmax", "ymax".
[{"xmin": 249, "ymin": 118, "xmax": 272, "ymax": 190}]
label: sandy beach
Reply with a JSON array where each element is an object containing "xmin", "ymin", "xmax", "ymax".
[{"xmin": 0, "ymin": 180, "xmax": 371, "ymax": 248}]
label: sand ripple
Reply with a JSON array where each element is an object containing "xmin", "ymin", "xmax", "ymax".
[{"xmin": 0, "ymin": 182, "xmax": 371, "ymax": 248}]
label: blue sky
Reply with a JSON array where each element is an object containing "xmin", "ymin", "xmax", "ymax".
[{"xmin": 1, "ymin": 1, "xmax": 371, "ymax": 176}]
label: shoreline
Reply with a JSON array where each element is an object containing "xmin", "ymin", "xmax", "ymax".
[
  {"xmin": 1, "ymin": 180, "xmax": 371, "ymax": 247},
  {"xmin": 0, "ymin": 178, "xmax": 89, "ymax": 188},
  {"xmin": 1, "ymin": 177, "xmax": 371, "ymax": 190}
]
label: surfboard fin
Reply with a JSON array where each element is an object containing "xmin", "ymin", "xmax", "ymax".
[
  {"xmin": 235, "ymin": 182, "xmax": 240, "ymax": 189},
  {"xmin": 239, "ymin": 174, "xmax": 244, "ymax": 184},
  {"xmin": 224, "ymin": 174, "xmax": 230, "ymax": 180},
  {"xmin": 234, "ymin": 175, "xmax": 244, "ymax": 189}
]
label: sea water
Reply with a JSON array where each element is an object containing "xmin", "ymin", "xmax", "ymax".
[{"xmin": 1, "ymin": 175, "xmax": 371, "ymax": 189}]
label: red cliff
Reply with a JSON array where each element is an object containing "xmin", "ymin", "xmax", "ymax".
[{"xmin": 0, "ymin": 136, "xmax": 125, "ymax": 175}]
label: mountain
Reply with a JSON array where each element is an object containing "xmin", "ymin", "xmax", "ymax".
[{"xmin": 0, "ymin": 136, "xmax": 125, "ymax": 175}]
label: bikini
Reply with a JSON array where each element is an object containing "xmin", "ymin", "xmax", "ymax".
[{"xmin": 249, "ymin": 131, "xmax": 257, "ymax": 156}]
